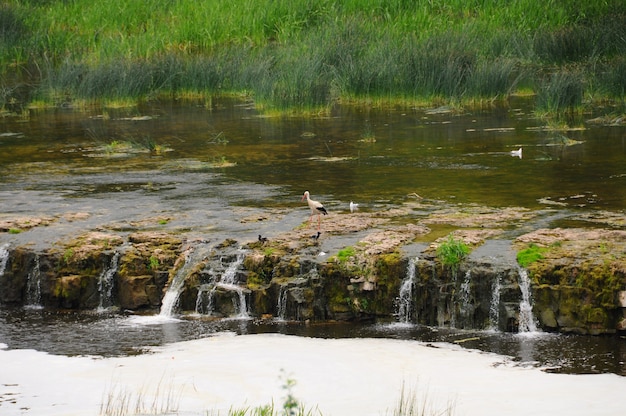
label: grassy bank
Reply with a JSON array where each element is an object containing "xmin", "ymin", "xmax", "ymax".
[{"xmin": 1, "ymin": 0, "xmax": 625, "ymax": 114}]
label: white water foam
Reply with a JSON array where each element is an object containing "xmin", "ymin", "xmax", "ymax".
[{"xmin": 2, "ymin": 333, "xmax": 625, "ymax": 416}]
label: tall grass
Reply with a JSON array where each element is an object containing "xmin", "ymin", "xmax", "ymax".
[
  {"xmin": 2, "ymin": 0, "xmax": 626, "ymax": 112},
  {"xmin": 536, "ymin": 69, "xmax": 585, "ymax": 114}
]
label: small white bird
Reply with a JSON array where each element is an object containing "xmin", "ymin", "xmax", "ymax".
[
  {"xmin": 510, "ymin": 148, "xmax": 522, "ymax": 159},
  {"xmin": 302, "ymin": 191, "xmax": 327, "ymax": 230},
  {"xmin": 349, "ymin": 201, "xmax": 359, "ymax": 213}
]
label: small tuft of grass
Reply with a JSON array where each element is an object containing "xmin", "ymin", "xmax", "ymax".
[
  {"xmin": 336, "ymin": 246, "xmax": 356, "ymax": 263},
  {"xmin": 516, "ymin": 243, "xmax": 547, "ymax": 267},
  {"xmin": 436, "ymin": 235, "xmax": 470, "ymax": 271}
]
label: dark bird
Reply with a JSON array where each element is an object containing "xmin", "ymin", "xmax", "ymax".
[
  {"xmin": 311, "ymin": 231, "xmax": 321, "ymax": 240},
  {"xmin": 302, "ymin": 190, "xmax": 327, "ymax": 230},
  {"xmin": 258, "ymin": 234, "xmax": 268, "ymax": 243}
]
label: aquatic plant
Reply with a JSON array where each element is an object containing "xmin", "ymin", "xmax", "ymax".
[{"xmin": 536, "ymin": 69, "xmax": 585, "ymax": 114}]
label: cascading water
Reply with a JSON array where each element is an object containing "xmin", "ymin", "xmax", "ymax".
[
  {"xmin": 194, "ymin": 285, "xmax": 212, "ymax": 315},
  {"xmin": 0, "ymin": 243, "xmax": 9, "ymax": 277},
  {"xmin": 396, "ymin": 257, "xmax": 418, "ymax": 324},
  {"xmin": 489, "ymin": 274, "xmax": 501, "ymax": 330},
  {"xmin": 97, "ymin": 252, "xmax": 120, "ymax": 312},
  {"xmin": 448, "ymin": 270, "xmax": 459, "ymax": 328},
  {"xmin": 458, "ymin": 270, "xmax": 473, "ymax": 328},
  {"xmin": 159, "ymin": 243, "xmax": 211, "ymax": 318},
  {"xmin": 276, "ymin": 284, "xmax": 288, "ymax": 321},
  {"xmin": 25, "ymin": 255, "xmax": 42, "ymax": 309},
  {"xmin": 196, "ymin": 249, "xmax": 249, "ymax": 319},
  {"xmin": 517, "ymin": 266, "xmax": 538, "ymax": 333}
]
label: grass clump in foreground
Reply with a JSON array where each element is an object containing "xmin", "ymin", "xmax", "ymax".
[
  {"xmin": 101, "ymin": 374, "xmax": 453, "ymax": 416},
  {"xmin": 516, "ymin": 243, "xmax": 548, "ymax": 268}
]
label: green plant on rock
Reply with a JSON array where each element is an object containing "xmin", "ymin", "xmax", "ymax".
[
  {"xmin": 516, "ymin": 243, "xmax": 547, "ymax": 267},
  {"xmin": 336, "ymin": 246, "xmax": 356, "ymax": 263},
  {"xmin": 63, "ymin": 248, "xmax": 74, "ymax": 264},
  {"xmin": 148, "ymin": 255, "xmax": 159, "ymax": 270},
  {"xmin": 436, "ymin": 235, "xmax": 469, "ymax": 271}
]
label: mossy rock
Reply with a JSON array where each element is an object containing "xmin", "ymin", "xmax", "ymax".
[{"xmin": 52, "ymin": 274, "xmax": 96, "ymax": 309}]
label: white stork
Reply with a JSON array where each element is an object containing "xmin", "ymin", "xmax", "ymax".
[{"xmin": 302, "ymin": 190, "xmax": 327, "ymax": 230}]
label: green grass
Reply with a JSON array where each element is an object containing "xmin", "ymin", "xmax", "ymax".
[
  {"xmin": 436, "ymin": 235, "xmax": 470, "ymax": 271},
  {"xmin": 516, "ymin": 244, "xmax": 548, "ymax": 268},
  {"xmin": 337, "ymin": 247, "xmax": 356, "ymax": 263},
  {"xmin": 1, "ymin": 0, "xmax": 625, "ymax": 114}
]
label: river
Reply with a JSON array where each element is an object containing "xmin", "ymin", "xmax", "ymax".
[{"xmin": 0, "ymin": 98, "xmax": 625, "ymax": 413}]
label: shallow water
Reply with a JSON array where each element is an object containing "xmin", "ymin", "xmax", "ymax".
[
  {"xmin": 1, "ymin": 98, "xmax": 625, "ymax": 377},
  {"xmin": 0, "ymin": 308, "xmax": 624, "ymax": 376},
  {"xmin": 1, "ymin": 98, "xmax": 624, "ymax": 222}
]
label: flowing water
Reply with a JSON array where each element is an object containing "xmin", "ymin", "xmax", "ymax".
[
  {"xmin": 276, "ymin": 284, "xmax": 288, "ymax": 321},
  {"xmin": 0, "ymin": 98, "xmax": 625, "ymax": 375},
  {"xmin": 195, "ymin": 249, "xmax": 249, "ymax": 318},
  {"xmin": 459, "ymin": 270, "xmax": 473, "ymax": 328},
  {"xmin": 97, "ymin": 251, "xmax": 120, "ymax": 312},
  {"xmin": 518, "ymin": 267, "xmax": 538, "ymax": 333},
  {"xmin": 396, "ymin": 257, "xmax": 418, "ymax": 324},
  {"xmin": 24, "ymin": 255, "xmax": 42, "ymax": 309},
  {"xmin": 0, "ymin": 243, "xmax": 8, "ymax": 277},
  {"xmin": 489, "ymin": 274, "xmax": 502, "ymax": 330}
]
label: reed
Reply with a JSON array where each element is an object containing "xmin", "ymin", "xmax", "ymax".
[
  {"xmin": 536, "ymin": 69, "xmax": 585, "ymax": 114},
  {"xmin": 3, "ymin": 0, "xmax": 625, "ymax": 113}
]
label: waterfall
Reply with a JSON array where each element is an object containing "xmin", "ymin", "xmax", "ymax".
[
  {"xmin": 97, "ymin": 252, "xmax": 120, "ymax": 312},
  {"xmin": 194, "ymin": 285, "xmax": 212, "ymax": 315},
  {"xmin": 196, "ymin": 250, "xmax": 249, "ymax": 319},
  {"xmin": 0, "ymin": 243, "xmax": 9, "ymax": 277},
  {"xmin": 517, "ymin": 267, "xmax": 538, "ymax": 333},
  {"xmin": 489, "ymin": 274, "xmax": 501, "ymax": 330},
  {"xmin": 448, "ymin": 270, "xmax": 459, "ymax": 328},
  {"xmin": 159, "ymin": 244, "xmax": 211, "ymax": 318},
  {"xmin": 396, "ymin": 257, "xmax": 418, "ymax": 324},
  {"xmin": 458, "ymin": 270, "xmax": 472, "ymax": 328},
  {"xmin": 276, "ymin": 284, "xmax": 288, "ymax": 321},
  {"xmin": 25, "ymin": 255, "xmax": 43, "ymax": 309}
]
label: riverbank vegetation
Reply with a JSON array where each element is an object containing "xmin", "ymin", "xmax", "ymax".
[{"xmin": 1, "ymin": 0, "xmax": 625, "ymax": 116}]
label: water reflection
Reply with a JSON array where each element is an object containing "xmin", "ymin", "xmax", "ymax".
[
  {"xmin": 1, "ymin": 98, "xmax": 624, "ymax": 214},
  {"xmin": 0, "ymin": 308, "xmax": 623, "ymax": 376}
]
